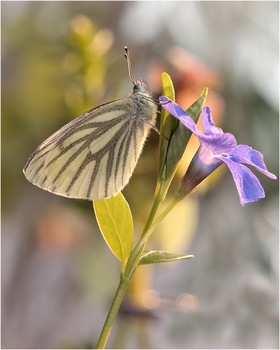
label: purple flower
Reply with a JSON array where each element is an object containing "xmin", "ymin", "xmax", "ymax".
[{"xmin": 159, "ymin": 96, "xmax": 277, "ymax": 206}]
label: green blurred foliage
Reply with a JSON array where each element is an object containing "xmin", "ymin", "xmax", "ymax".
[{"xmin": 2, "ymin": 11, "xmax": 119, "ymax": 210}]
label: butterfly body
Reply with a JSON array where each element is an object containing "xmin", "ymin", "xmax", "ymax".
[{"xmin": 23, "ymin": 79, "xmax": 157, "ymax": 200}]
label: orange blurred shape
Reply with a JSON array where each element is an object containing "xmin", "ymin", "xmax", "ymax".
[
  {"xmin": 176, "ymin": 293, "xmax": 200, "ymax": 313},
  {"xmin": 167, "ymin": 46, "xmax": 222, "ymax": 89},
  {"xmin": 148, "ymin": 46, "xmax": 224, "ymax": 120},
  {"xmin": 36, "ymin": 207, "xmax": 88, "ymax": 254},
  {"xmin": 148, "ymin": 46, "xmax": 226, "ymax": 194},
  {"xmin": 168, "ymin": 47, "xmax": 224, "ymax": 128},
  {"xmin": 141, "ymin": 289, "xmax": 161, "ymax": 310}
]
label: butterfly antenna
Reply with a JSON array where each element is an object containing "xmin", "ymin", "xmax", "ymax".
[{"xmin": 124, "ymin": 46, "xmax": 136, "ymax": 86}]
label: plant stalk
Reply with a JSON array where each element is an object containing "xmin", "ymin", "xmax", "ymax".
[
  {"xmin": 96, "ymin": 192, "xmax": 181, "ymax": 348},
  {"xmin": 95, "ymin": 278, "xmax": 130, "ymax": 349},
  {"xmin": 124, "ymin": 196, "xmax": 180, "ymax": 279},
  {"xmin": 142, "ymin": 195, "xmax": 163, "ymax": 234}
]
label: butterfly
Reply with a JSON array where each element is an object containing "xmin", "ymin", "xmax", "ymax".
[{"xmin": 23, "ymin": 47, "xmax": 158, "ymax": 200}]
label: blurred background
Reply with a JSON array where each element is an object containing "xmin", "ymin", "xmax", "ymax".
[{"xmin": 2, "ymin": 1, "xmax": 279, "ymax": 349}]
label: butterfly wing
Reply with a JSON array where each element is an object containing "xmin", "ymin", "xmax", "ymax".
[{"xmin": 24, "ymin": 98, "xmax": 151, "ymax": 200}]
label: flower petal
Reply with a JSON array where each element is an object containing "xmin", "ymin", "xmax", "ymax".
[
  {"xmin": 160, "ymin": 96, "xmax": 276, "ymax": 205},
  {"xmin": 229, "ymin": 145, "xmax": 277, "ymax": 179},
  {"xmin": 199, "ymin": 132, "xmax": 237, "ymax": 155},
  {"xmin": 159, "ymin": 96, "xmax": 202, "ymax": 137},
  {"xmin": 180, "ymin": 145, "xmax": 223, "ymax": 193},
  {"xmin": 217, "ymin": 155, "xmax": 266, "ymax": 206},
  {"xmin": 201, "ymin": 106, "xmax": 223, "ymax": 135}
]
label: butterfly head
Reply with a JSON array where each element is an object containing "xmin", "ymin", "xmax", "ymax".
[{"xmin": 132, "ymin": 79, "xmax": 152, "ymax": 96}]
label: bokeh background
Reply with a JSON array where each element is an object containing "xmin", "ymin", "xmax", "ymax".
[{"xmin": 2, "ymin": 1, "xmax": 279, "ymax": 349}]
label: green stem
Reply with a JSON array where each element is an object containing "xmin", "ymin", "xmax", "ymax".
[
  {"xmin": 141, "ymin": 174, "xmax": 172, "ymax": 238},
  {"xmin": 96, "ymin": 277, "xmax": 130, "ymax": 349},
  {"xmin": 125, "ymin": 196, "xmax": 180, "ymax": 279},
  {"xmin": 138, "ymin": 197, "xmax": 179, "ymax": 253},
  {"xmin": 95, "ymin": 195, "xmax": 165, "ymax": 349},
  {"xmin": 121, "ymin": 183, "xmax": 167, "ymax": 279},
  {"xmin": 96, "ymin": 191, "xmax": 182, "ymax": 348},
  {"xmin": 142, "ymin": 195, "xmax": 163, "ymax": 235}
]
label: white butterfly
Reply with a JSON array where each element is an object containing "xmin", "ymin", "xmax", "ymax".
[{"xmin": 23, "ymin": 47, "xmax": 158, "ymax": 200}]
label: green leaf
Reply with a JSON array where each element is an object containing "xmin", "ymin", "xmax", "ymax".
[
  {"xmin": 93, "ymin": 192, "xmax": 133, "ymax": 261},
  {"xmin": 155, "ymin": 80, "xmax": 208, "ymax": 202},
  {"xmin": 164, "ymin": 87, "xmax": 208, "ymax": 181},
  {"xmin": 158, "ymin": 72, "xmax": 176, "ymax": 175},
  {"xmin": 139, "ymin": 250, "xmax": 194, "ymax": 265}
]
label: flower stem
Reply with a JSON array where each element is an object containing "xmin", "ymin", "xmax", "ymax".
[
  {"xmin": 96, "ymin": 193, "xmax": 181, "ymax": 348},
  {"xmin": 142, "ymin": 195, "xmax": 163, "ymax": 234},
  {"xmin": 125, "ymin": 196, "xmax": 180, "ymax": 279},
  {"xmin": 95, "ymin": 277, "xmax": 130, "ymax": 349}
]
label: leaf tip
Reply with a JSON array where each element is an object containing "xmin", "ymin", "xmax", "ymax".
[
  {"xmin": 161, "ymin": 71, "xmax": 170, "ymax": 80},
  {"xmin": 201, "ymin": 87, "xmax": 208, "ymax": 97}
]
